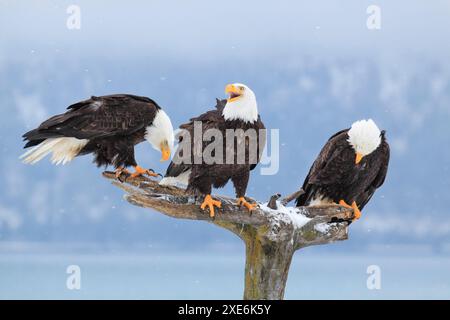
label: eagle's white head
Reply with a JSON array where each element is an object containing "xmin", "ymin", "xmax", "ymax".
[
  {"xmin": 347, "ymin": 119, "xmax": 382, "ymax": 164},
  {"xmin": 145, "ymin": 109, "xmax": 174, "ymax": 161},
  {"xmin": 222, "ymin": 83, "xmax": 258, "ymax": 123}
]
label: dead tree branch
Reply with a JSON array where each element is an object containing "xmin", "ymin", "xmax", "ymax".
[{"xmin": 103, "ymin": 171, "xmax": 354, "ymax": 300}]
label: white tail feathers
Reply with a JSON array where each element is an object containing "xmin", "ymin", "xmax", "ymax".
[
  {"xmin": 159, "ymin": 169, "xmax": 191, "ymax": 189},
  {"xmin": 20, "ymin": 137, "xmax": 89, "ymax": 165}
]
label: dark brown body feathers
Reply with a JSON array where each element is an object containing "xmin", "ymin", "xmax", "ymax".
[
  {"xmin": 22, "ymin": 94, "xmax": 160, "ymax": 168},
  {"xmin": 296, "ymin": 129, "xmax": 390, "ymax": 210},
  {"xmin": 164, "ymin": 99, "xmax": 266, "ymax": 197}
]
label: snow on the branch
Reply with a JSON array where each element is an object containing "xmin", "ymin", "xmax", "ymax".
[
  {"xmin": 314, "ymin": 222, "xmax": 331, "ymax": 234},
  {"xmin": 260, "ymin": 201, "xmax": 311, "ymax": 229}
]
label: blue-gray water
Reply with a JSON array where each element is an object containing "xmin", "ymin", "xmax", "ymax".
[{"xmin": 1, "ymin": 250, "xmax": 449, "ymax": 299}]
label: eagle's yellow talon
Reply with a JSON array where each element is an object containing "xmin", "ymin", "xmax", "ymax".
[
  {"xmin": 351, "ymin": 201, "xmax": 361, "ymax": 220},
  {"xmin": 338, "ymin": 199, "xmax": 361, "ymax": 220},
  {"xmin": 145, "ymin": 170, "xmax": 159, "ymax": 177},
  {"xmin": 338, "ymin": 199, "xmax": 352, "ymax": 208},
  {"xmin": 237, "ymin": 197, "xmax": 256, "ymax": 212},
  {"xmin": 130, "ymin": 165, "xmax": 158, "ymax": 178},
  {"xmin": 115, "ymin": 167, "xmax": 130, "ymax": 179},
  {"xmin": 200, "ymin": 195, "xmax": 221, "ymax": 218}
]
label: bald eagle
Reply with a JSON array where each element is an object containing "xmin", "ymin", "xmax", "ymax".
[
  {"xmin": 21, "ymin": 94, "xmax": 174, "ymax": 178},
  {"xmin": 160, "ymin": 83, "xmax": 266, "ymax": 217},
  {"xmin": 295, "ymin": 119, "xmax": 390, "ymax": 220}
]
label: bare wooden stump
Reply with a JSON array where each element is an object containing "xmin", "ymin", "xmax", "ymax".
[{"xmin": 103, "ymin": 171, "xmax": 353, "ymax": 300}]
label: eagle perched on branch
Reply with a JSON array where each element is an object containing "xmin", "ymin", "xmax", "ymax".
[
  {"xmin": 21, "ymin": 94, "xmax": 174, "ymax": 178},
  {"xmin": 160, "ymin": 83, "xmax": 266, "ymax": 217},
  {"xmin": 296, "ymin": 119, "xmax": 390, "ymax": 221}
]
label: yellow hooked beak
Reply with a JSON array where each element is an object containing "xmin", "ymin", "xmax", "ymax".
[
  {"xmin": 160, "ymin": 141, "xmax": 171, "ymax": 162},
  {"xmin": 225, "ymin": 84, "xmax": 242, "ymax": 102},
  {"xmin": 355, "ymin": 152, "xmax": 363, "ymax": 164}
]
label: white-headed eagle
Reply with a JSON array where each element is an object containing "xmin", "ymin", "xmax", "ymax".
[
  {"xmin": 21, "ymin": 94, "xmax": 174, "ymax": 178},
  {"xmin": 295, "ymin": 119, "xmax": 390, "ymax": 221},
  {"xmin": 160, "ymin": 83, "xmax": 266, "ymax": 217}
]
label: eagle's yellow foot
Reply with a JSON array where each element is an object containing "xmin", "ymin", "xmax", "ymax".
[
  {"xmin": 350, "ymin": 201, "xmax": 361, "ymax": 220},
  {"xmin": 237, "ymin": 197, "xmax": 257, "ymax": 212},
  {"xmin": 200, "ymin": 195, "xmax": 222, "ymax": 218},
  {"xmin": 338, "ymin": 200, "xmax": 361, "ymax": 220},
  {"xmin": 130, "ymin": 165, "xmax": 159, "ymax": 178},
  {"xmin": 338, "ymin": 199, "xmax": 352, "ymax": 209},
  {"xmin": 115, "ymin": 167, "xmax": 130, "ymax": 179}
]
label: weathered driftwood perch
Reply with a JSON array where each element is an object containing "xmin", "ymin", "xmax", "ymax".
[{"xmin": 103, "ymin": 171, "xmax": 354, "ymax": 300}]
